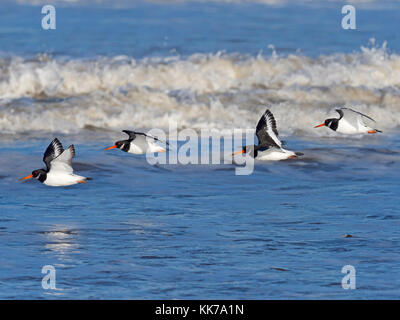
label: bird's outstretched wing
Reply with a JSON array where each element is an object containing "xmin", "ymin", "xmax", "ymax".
[
  {"xmin": 255, "ymin": 109, "xmax": 282, "ymax": 148},
  {"xmin": 336, "ymin": 108, "xmax": 376, "ymax": 123},
  {"xmin": 49, "ymin": 145, "xmax": 75, "ymax": 174},
  {"xmin": 43, "ymin": 138, "xmax": 64, "ymax": 171},
  {"xmin": 123, "ymin": 130, "xmax": 169, "ymax": 146},
  {"xmin": 122, "ymin": 130, "xmax": 137, "ymax": 140}
]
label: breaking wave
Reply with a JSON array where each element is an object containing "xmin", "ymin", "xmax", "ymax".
[{"xmin": 1, "ymin": 41, "xmax": 400, "ymax": 136}]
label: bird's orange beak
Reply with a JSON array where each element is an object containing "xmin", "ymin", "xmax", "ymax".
[
  {"xmin": 368, "ymin": 130, "xmax": 377, "ymax": 134},
  {"xmin": 104, "ymin": 145, "xmax": 117, "ymax": 150},
  {"xmin": 232, "ymin": 149, "xmax": 244, "ymax": 156},
  {"xmin": 314, "ymin": 123, "xmax": 325, "ymax": 128},
  {"xmin": 19, "ymin": 174, "xmax": 33, "ymax": 181}
]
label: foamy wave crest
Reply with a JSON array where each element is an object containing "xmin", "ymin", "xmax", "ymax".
[{"xmin": 1, "ymin": 42, "xmax": 400, "ymax": 136}]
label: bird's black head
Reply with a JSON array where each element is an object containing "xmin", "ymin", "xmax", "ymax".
[
  {"xmin": 115, "ymin": 140, "xmax": 123, "ymax": 149},
  {"xmin": 20, "ymin": 169, "xmax": 47, "ymax": 183},
  {"xmin": 314, "ymin": 118, "xmax": 339, "ymax": 131},
  {"xmin": 115, "ymin": 140, "xmax": 130, "ymax": 152},
  {"xmin": 105, "ymin": 140, "xmax": 130, "ymax": 152},
  {"xmin": 233, "ymin": 145, "xmax": 257, "ymax": 158},
  {"xmin": 324, "ymin": 118, "xmax": 339, "ymax": 131},
  {"xmin": 233, "ymin": 145, "xmax": 258, "ymax": 158},
  {"xmin": 32, "ymin": 169, "xmax": 47, "ymax": 183}
]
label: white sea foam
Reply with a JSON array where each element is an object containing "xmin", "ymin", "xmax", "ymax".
[{"xmin": 0, "ymin": 43, "xmax": 399, "ymax": 136}]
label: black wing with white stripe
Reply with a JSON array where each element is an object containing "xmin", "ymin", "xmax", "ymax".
[
  {"xmin": 43, "ymin": 138, "xmax": 64, "ymax": 171},
  {"xmin": 255, "ymin": 109, "xmax": 282, "ymax": 148},
  {"xmin": 123, "ymin": 130, "xmax": 170, "ymax": 146},
  {"xmin": 336, "ymin": 108, "xmax": 376, "ymax": 123}
]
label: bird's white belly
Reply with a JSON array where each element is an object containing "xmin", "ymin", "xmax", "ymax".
[
  {"xmin": 257, "ymin": 148, "xmax": 296, "ymax": 161},
  {"xmin": 128, "ymin": 143, "xmax": 145, "ymax": 154},
  {"xmin": 337, "ymin": 119, "xmax": 369, "ymax": 134},
  {"xmin": 148, "ymin": 143, "xmax": 166, "ymax": 153},
  {"xmin": 44, "ymin": 173, "xmax": 86, "ymax": 186},
  {"xmin": 129, "ymin": 141, "xmax": 165, "ymax": 154}
]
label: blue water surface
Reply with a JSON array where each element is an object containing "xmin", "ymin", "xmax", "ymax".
[
  {"xmin": 1, "ymin": 1, "xmax": 400, "ymax": 58},
  {"xmin": 1, "ymin": 134, "xmax": 400, "ymax": 299}
]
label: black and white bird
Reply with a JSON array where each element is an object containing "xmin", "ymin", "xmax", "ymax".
[
  {"xmin": 105, "ymin": 130, "xmax": 168, "ymax": 154},
  {"xmin": 233, "ymin": 108, "xmax": 302, "ymax": 161},
  {"xmin": 314, "ymin": 107, "xmax": 382, "ymax": 134},
  {"xmin": 19, "ymin": 138, "xmax": 89, "ymax": 186}
]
